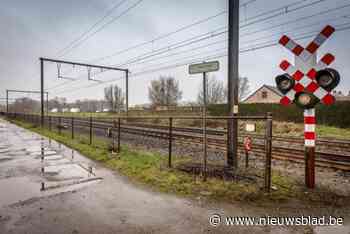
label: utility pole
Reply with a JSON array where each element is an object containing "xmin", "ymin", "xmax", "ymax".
[
  {"xmin": 126, "ymin": 70, "xmax": 129, "ymax": 116},
  {"xmin": 6, "ymin": 90, "xmax": 8, "ymax": 114},
  {"xmin": 46, "ymin": 92, "xmax": 49, "ymax": 115},
  {"xmin": 40, "ymin": 58, "xmax": 44, "ymax": 128},
  {"xmin": 227, "ymin": 0, "xmax": 239, "ymax": 168},
  {"xmin": 202, "ymin": 71, "xmax": 208, "ymax": 181}
]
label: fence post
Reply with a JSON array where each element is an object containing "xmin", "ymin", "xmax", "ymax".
[
  {"xmin": 49, "ymin": 116, "xmax": 52, "ymax": 131},
  {"xmin": 89, "ymin": 116, "xmax": 93, "ymax": 145},
  {"xmin": 71, "ymin": 117, "xmax": 74, "ymax": 139},
  {"xmin": 112, "ymin": 119, "xmax": 116, "ymax": 152},
  {"xmin": 117, "ymin": 118, "xmax": 121, "ymax": 153},
  {"xmin": 58, "ymin": 116, "xmax": 62, "ymax": 135},
  {"xmin": 264, "ymin": 112, "xmax": 273, "ymax": 193},
  {"xmin": 168, "ymin": 117, "xmax": 173, "ymax": 168}
]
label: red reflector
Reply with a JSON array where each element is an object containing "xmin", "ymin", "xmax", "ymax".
[
  {"xmin": 321, "ymin": 53, "xmax": 335, "ymax": 65},
  {"xmin": 304, "ymin": 117, "xmax": 316, "ymax": 124},
  {"xmin": 322, "ymin": 94, "xmax": 335, "ymax": 105},
  {"xmin": 305, "ymin": 132, "xmax": 316, "ymax": 140},
  {"xmin": 279, "ymin": 35, "xmax": 290, "ymax": 46},
  {"xmin": 280, "ymin": 96, "xmax": 291, "ymax": 106},
  {"xmin": 292, "ymin": 45, "xmax": 304, "ymax": 55},
  {"xmin": 321, "ymin": 25, "xmax": 335, "ymax": 38},
  {"xmin": 280, "ymin": 60, "xmax": 290, "ymax": 70}
]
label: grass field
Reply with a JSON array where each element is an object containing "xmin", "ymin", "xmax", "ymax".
[{"xmin": 7, "ymin": 117, "xmax": 349, "ymax": 207}]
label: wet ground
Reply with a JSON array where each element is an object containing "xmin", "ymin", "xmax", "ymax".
[{"xmin": 0, "ymin": 119, "xmax": 350, "ymax": 234}]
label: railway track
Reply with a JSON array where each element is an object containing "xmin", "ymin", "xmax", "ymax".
[
  {"xmin": 45, "ymin": 116, "xmax": 350, "ymax": 171},
  {"xmin": 7, "ymin": 114, "xmax": 350, "ymax": 171}
]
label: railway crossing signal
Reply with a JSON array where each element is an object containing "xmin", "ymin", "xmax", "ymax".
[{"xmin": 275, "ymin": 25, "xmax": 341, "ymax": 188}]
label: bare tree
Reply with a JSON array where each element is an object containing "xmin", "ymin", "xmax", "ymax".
[
  {"xmin": 198, "ymin": 76, "xmax": 250, "ymax": 104},
  {"xmin": 148, "ymin": 76, "xmax": 182, "ymax": 107},
  {"xmin": 238, "ymin": 76, "xmax": 250, "ymax": 100},
  {"xmin": 104, "ymin": 85, "xmax": 114, "ymax": 111},
  {"xmin": 11, "ymin": 98, "xmax": 40, "ymax": 113},
  {"xmin": 48, "ymin": 97, "xmax": 66, "ymax": 111},
  {"xmin": 113, "ymin": 85, "xmax": 125, "ymax": 112},
  {"xmin": 197, "ymin": 75, "xmax": 226, "ymax": 105},
  {"xmin": 223, "ymin": 76, "xmax": 250, "ymax": 101}
]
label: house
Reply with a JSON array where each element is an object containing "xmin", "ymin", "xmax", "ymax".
[
  {"xmin": 243, "ymin": 86, "xmax": 350, "ymax": 104},
  {"xmin": 243, "ymin": 85, "xmax": 282, "ymax": 104}
]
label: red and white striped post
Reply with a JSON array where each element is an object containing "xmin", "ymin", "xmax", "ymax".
[{"xmin": 304, "ymin": 108, "xmax": 316, "ymax": 188}]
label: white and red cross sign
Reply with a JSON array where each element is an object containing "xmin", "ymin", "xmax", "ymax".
[
  {"xmin": 278, "ymin": 25, "xmax": 337, "ymax": 147},
  {"xmin": 278, "ymin": 25, "xmax": 336, "ymax": 106}
]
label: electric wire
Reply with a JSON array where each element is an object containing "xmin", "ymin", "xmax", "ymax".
[
  {"xmin": 56, "ymin": 0, "xmax": 129, "ymax": 57},
  {"xmin": 58, "ymin": 0, "xmax": 145, "ymax": 57},
  {"xmin": 47, "ymin": 0, "xmax": 331, "ymax": 91},
  {"xmin": 50, "ymin": 25, "xmax": 350, "ymax": 96}
]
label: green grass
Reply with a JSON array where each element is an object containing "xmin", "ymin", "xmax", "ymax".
[
  {"xmin": 6, "ymin": 118, "xmax": 349, "ymax": 207},
  {"xmin": 272, "ymin": 121, "xmax": 350, "ymax": 139}
]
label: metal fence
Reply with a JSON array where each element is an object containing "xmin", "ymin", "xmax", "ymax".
[{"xmin": 3, "ymin": 112, "xmax": 273, "ymax": 191}]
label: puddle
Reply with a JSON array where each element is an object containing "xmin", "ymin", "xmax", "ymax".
[
  {"xmin": 25, "ymin": 146, "xmax": 50, "ymax": 153},
  {"xmin": 43, "ymin": 164, "xmax": 92, "ymax": 182},
  {"xmin": 43, "ymin": 158, "xmax": 72, "ymax": 165},
  {"xmin": 44, "ymin": 177, "xmax": 102, "ymax": 191},
  {"xmin": 0, "ymin": 149, "xmax": 10, "ymax": 153},
  {"xmin": 0, "ymin": 156, "xmax": 12, "ymax": 161},
  {"xmin": 0, "ymin": 145, "xmax": 11, "ymax": 149},
  {"xmin": 0, "ymin": 176, "xmax": 102, "ymax": 208},
  {"xmin": 6, "ymin": 151, "xmax": 29, "ymax": 157},
  {"xmin": 44, "ymin": 155, "xmax": 65, "ymax": 161},
  {"xmin": 30, "ymin": 150, "xmax": 57, "ymax": 156},
  {"xmin": 0, "ymin": 177, "xmax": 41, "ymax": 207}
]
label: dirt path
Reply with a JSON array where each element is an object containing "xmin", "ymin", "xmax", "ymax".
[{"xmin": 0, "ymin": 119, "xmax": 349, "ymax": 234}]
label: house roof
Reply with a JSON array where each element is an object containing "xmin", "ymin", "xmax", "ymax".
[
  {"xmin": 264, "ymin": 85, "xmax": 283, "ymax": 96},
  {"xmin": 242, "ymin": 85, "xmax": 282, "ymax": 102}
]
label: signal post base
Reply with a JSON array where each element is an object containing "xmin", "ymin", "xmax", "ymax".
[{"xmin": 305, "ymin": 146, "xmax": 315, "ymax": 189}]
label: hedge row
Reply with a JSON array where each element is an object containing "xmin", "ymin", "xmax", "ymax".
[{"xmin": 208, "ymin": 101, "xmax": 350, "ymax": 128}]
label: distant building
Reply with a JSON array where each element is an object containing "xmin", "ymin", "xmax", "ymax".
[
  {"xmin": 333, "ymin": 90, "xmax": 350, "ymax": 102},
  {"xmin": 50, "ymin": 108, "xmax": 58, "ymax": 113},
  {"xmin": 70, "ymin": 108, "xmax": 80, "ymax": 113},
  {"xmin": 62, "ymin": 108, "xmax": 69, "ymax": 113},
  {"xmin": 243, "ymin": 85, "xmax": 282, "ymax": 104},
  {"xmin": 130, "ymin": 104, "xmax": 152, "ymax": 111}
]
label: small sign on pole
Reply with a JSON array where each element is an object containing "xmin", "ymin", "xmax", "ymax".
[
  {"xmin": 189, "ymin": 61, "xmax": 219, "ymax": 75},
  {"xmin": 189, "ymin": 61, "xmax": 220, "ymax": 181},
  {"xmin": 245, "ymin": 123, "xmax": 256, "ymax": 132}
]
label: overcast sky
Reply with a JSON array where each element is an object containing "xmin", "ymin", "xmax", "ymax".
[{"xmin": 1, "ymin": 0, "xmax": 350, "ymax": 105}]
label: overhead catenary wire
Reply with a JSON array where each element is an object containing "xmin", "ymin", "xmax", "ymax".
[
  {"xmin": 88, "ymin": 0, "xmax": 327, "ymax": 64},
  {"xmin": 103, "ymin": 0, "xmax": 331, "ymax": 68},
  {"xmin": 48, "ymin": 16, "xmax": 350, "ymax": 92},
  {"xmin": 48, "ymin": 1, "xmax": 345, "ymax": 96},
  {"xmin": 56, "ymin": 0, "xmax": 129, "ymax": 57},
  {"xmin": 46, "ymin": 0, "xmax": 332, "ymax": 90},
  {"xmin": 58, "ymin": 0, "xmax": 145, "ymax": 57},
  {"xmin": 50, "ymin": 24, "xmax": 350, "ymax": 96}
]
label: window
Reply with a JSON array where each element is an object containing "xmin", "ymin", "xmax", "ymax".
[{"xmin": 262, "ymin": 91, "xmax": 268, "ymax": 99}]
